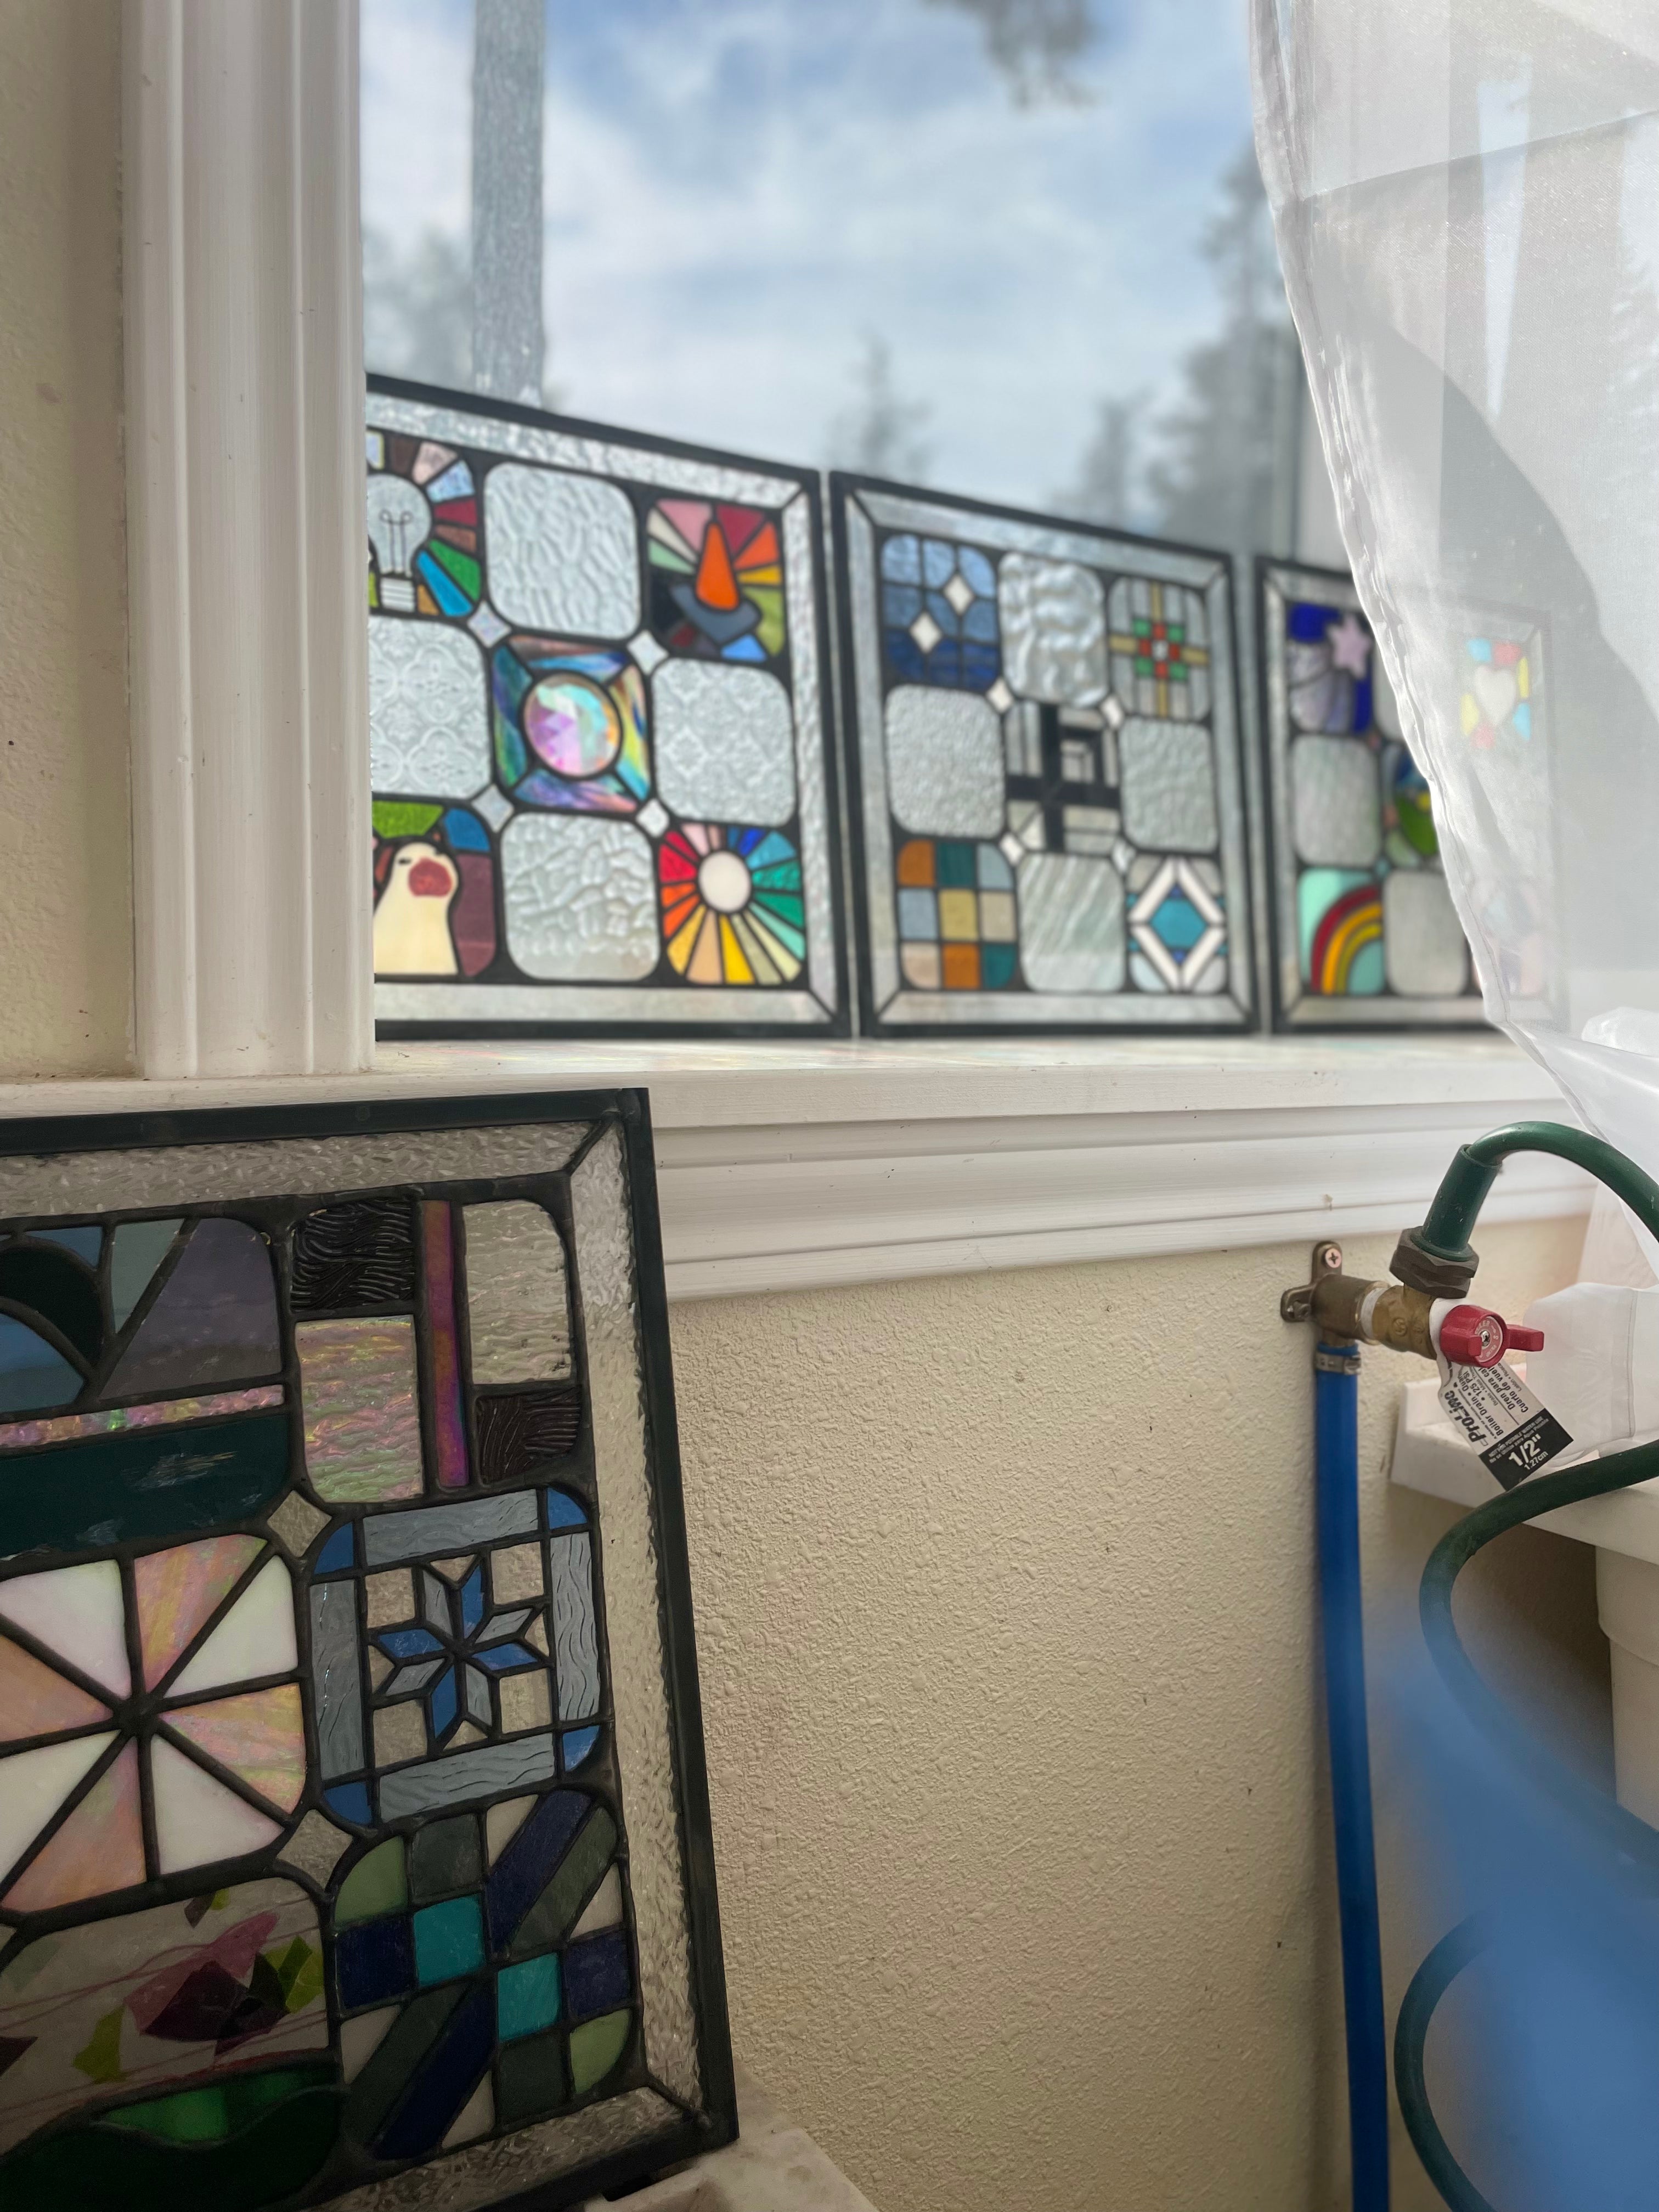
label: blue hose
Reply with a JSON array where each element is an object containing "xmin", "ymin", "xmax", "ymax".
[{"xmin": 1314, "ymin": 1348, "xmax": 1391, "ymax": 2212}]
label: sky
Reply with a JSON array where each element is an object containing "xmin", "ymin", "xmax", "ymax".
[{"xmin": 360, "ymin": 0, "xmax": 1261, "ymax": 512}]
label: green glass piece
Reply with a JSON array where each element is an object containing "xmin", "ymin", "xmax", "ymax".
[
  {"xmin": 496, "ymin": 2025, "xmax": 567, "ymax": 2126},
  {"xmin": 428, "ymin": 541, "xmax": 481, "ymax": 598},
  {"xmin": 0, "ymin": 2081, "xmax": 340, "ymax": 2212},
  {"xmin": 409, "ymin": 1814, "xmax": 481, "ymax": 1902},
  {"xmin": 413, "ymin": 1895, "xmax": 484, "ymax": 1985},
  {"xmin": 568, "ymin": 2008, "xmax": 631, "ymax": 2095},
  {"xmin": 72, "ymin": 2006, "xmax": 126, "ymax": 2085},
  {"xmin": 266, "ymin": 1936, "xmax": 324, "ymax": 2015},
  {"xmin": 510, "ymin": 1807, "xmax": 617, "ymax": 1960},
  {"xmin": 497, "ymin": 1951, "xmax": 562, "ymax": 2042},
  {"xmin": 373, "ymin": 800, "xmax": 443, "ymax": 840},
  {"xmin": 100, "ymin": 2064, "xmax": 332, "ymax": 2145},
  {"xmin": 0, "ymin": 1412, "xmax": 289, "ymax": 1556},
  {"xmin": 110, "ymin": 1219, "xmax": 182, "ymax": 1330},
  {"xmin": 343, "ymin": 1984, "xmax": 465, "ymax": 2148},
  {"xmin": 335, "ymin": 1839, "xmax": 407, "ymax": 1926}
]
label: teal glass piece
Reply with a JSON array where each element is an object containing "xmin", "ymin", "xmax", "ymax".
[
  {"xmin": 31, "ymin": 1226, "xmax": 101, "ymax": 1266},
  {"xmin": 110, "ymin": 1218, "xmax": 182, "ymax": 1328},
  {"xmin": 0, "ymin": 1246, "xmax": 101, "ymax": 1363},
  {"xmin": 0, "ymin": 1313, "xmax": 81, "ymax": 1414},
  {"xmin": 411, "ymin": 1895, "xmax": 484, "ymax": 1986},
  {"xmin": 0, "ymin": 1411, "xmax": 289, "ymax": 1556},
  {"xmin": 497, "ymin": 1952, "xmax": 562, "ymax": 2042}
]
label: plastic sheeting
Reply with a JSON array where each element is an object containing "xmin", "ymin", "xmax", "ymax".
[{"xmin": 1252, "ymin": 3, "xmax": 1659, "ymax": 1177}]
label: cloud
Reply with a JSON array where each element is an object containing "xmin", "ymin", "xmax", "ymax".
[{"xmin": 362, "ymin": 0, "xmax": 1258, "ymax": 505}]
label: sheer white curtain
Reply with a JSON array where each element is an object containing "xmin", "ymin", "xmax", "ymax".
[{"xmin": 1253, "ymin": 2, "xmax": 1659, "ymax": 1177}]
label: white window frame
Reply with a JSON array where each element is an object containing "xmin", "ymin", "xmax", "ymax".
[{"xmin": 110, "ymin": 3, "xmax": 1586, "ymax": 1295}]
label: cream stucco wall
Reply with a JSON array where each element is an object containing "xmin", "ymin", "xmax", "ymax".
[
  {"xmin": 0, "ymin": 10, "xmax": 1611, "ymax": 2203},
  {"xmin": 673, "ymin": 1216, "xmax": 1602, "ymax": 2212},
  {"xmin": 0, "ymin": 0, "xmax": 132, "ymax": 1075}
]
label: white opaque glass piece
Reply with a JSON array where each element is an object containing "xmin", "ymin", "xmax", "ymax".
[
  {"xmin": 341, "ymin": 2006, "xmax": 399, "ymax": 2083},
  {"xmin": 570, "ymin": 1865, "xmax": 624, "ymax": 1940},
  {"xmin": 0, "ymin": 1734, "xmax": 115, "ymax": 1878},
  {"xmin": 442, "ymin": 2073, "xmax": 495, "ymax": 2150},
  {"xmin": 168, "ymin": 1558, "xmax": 297, "ymax": 1695},
  {"xmin": 151, "ymin": 1736, "xmax": 283, "ymax": 1872},
  {"xmin": 0, "ymin": 1561, "xmax": 129, "ymax": 1696}
]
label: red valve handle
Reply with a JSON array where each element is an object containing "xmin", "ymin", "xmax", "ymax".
[{"xmin": 1437, "ymin": 1305, "xmax": 1545, "ymax": 1365}]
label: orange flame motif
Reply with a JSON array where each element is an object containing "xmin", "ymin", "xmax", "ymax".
[{"xmin": 692, "ymin": 520, "xmax": 741, "ymax": 612}]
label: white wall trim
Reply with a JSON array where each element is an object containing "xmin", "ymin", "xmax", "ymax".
[
  {"xmin": 122, "ymin": 0, "xmax": 373, "ymax": 1079},
  {"xmin": 0, "ymin": 1038, "xmax": 1589, "ymax": 1299}
]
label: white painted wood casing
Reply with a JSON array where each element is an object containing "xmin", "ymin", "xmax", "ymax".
[{"xmin": 123, "ymin": 0, "xmax": 372, "ymax": 1076}]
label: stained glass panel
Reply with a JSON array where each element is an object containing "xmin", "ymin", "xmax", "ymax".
[
  {"xmin": 0, "ymin": 1097, "xmax": 733, "ymax": 2211},
  {"xmin": 366, "ymin": 381, "xmax": 845, "ymax": 1035},
  {"xmin": 1259, "ymin": 560, "xmax": 1504, "ymax": 1028},
  {"xmin": 833, "ymin": 476, "xmax": 1255, "ymax": 1032}
]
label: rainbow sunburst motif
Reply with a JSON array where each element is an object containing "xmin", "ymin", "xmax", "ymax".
[
  {"xmin": 365, "ymin": 431, "xmax": 481, "ymax": 618},
  {"xmin": 646, "ymin": 500, "xmax": 786, "ymax": 663},
  {"xmin": 658, "ymin": 825, "xmax": 804, "ymax": 985}
]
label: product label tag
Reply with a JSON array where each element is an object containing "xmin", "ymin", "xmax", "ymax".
[{"xmin": 1436, "ymin": 1357, "xmax": 1575, "ymax": 1489}]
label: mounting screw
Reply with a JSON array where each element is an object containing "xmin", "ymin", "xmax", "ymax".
[{"xmin": 1282, "ymin": 1238, "xmax": 1344, "ymax": 1325}]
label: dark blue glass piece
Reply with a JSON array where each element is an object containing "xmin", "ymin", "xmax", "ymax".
[
  {"xmin": 314, "ymin": 1523, "xmax": 356, "ymax": 1575},
  {"xmin": 430, "ymin": 1667, "xmax": 458, "ymax": 1738},
  {"xmin": 335, "ymin": 1916, "xmax": 415, "ymax": 2011},
  {"xmin": 885, "ymin": 630, "xmax": 926, "ymax": 683},
  {"xmin": 460, "ymin": 1567, "xmax": 484, "ymax": 1637},
  {"xmin": 1288, "ymin": 597, "xmax": 1342, "ymax": 644},
  {"xmin": 485, "ymin": 1788, "xmax": 588, "ymax": 1949},
  {"xmin": 561, "ymin": 1727, "xmax": 600, "ymax": 1771},
  {"xmin": 372, "ymin": 1981, "xmax": 495, "ymax": 2161},
  {"xmin": 325, "ymin": 1781, "xmax": 373, "ymax": 1825},
  {"xmin": 544, "ymin": 1489, "xmax": 586, "ymax": 1530},
  {"xmin": 379, "ymin": 1627, "xmax": 442, "ymax": 1660},
  {"xmin": 961, "ymin": 642, "xmax": 1001, "ymax": 689},
  {"xmin": 473, "ymin": 1642, "xmax": 537, "ymax": 1673},
  {"xmin": 563, "ymin": 1929, "xmax": 631, "ymax": 2023}
]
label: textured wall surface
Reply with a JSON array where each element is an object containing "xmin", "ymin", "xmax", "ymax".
[
  {"xmin": 0, "ymin": 0, "xmax": 132, "ymax": 1074},
  {"xmin": 672, "ymin": 1217, "xmax": 1600, "ymax": 2212}
]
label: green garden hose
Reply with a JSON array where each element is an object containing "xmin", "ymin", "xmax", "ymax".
[{"xmin": 1395, "ymin": 1121, "xmax": 1659, "ymax": 2210}]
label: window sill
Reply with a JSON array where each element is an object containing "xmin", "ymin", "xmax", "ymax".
[{"xmin": 0, "ymin": 1035, "xmax": 1585, "ymax": 1300}]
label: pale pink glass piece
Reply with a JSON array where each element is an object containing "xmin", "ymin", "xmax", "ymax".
[
  {"xmin": 169, "ymin": 1557, "xmax": 296, "ymax": 1696},
  {"xmin": 166, "ymin": 1684, "xmax": 305, "ymax": 1814},
  {"xmin": 150, "ymin": 1736, "xmax": 283, "ymax": 1874},
  {"xmin": 0, "ymin": 1560, "xmax": 128, "ymax": 1696},
  {"xmin": 3, "ymin": 1741, "xmax": 144, "ymax": 1912},
  {"xmin": 0, "ymin": 1636, "xmax": 110, "ymax": 1741},
  {"xmin": 135, "ymin": 1534, "xmax": 263, "ymax": 1689}
]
